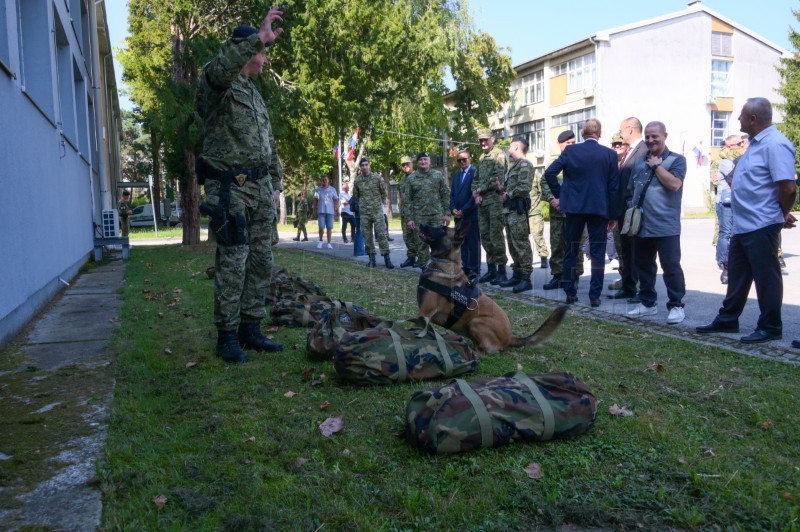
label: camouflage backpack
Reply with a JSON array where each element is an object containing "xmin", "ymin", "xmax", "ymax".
[
  {"xmin": 405, "ymin": 371, "xmax": 597, "ymax": 455},
  {"xmin": 333, "ymin": 317, "xmax": 479, "ymax": 386},
  {"xmin": 306, "ymin": 301, "xmax": 384, "ymax": 361},
  {"xmin": 266, "ymin": 268, "xmax": 326, "ymax": 306},
  {"xmin": 270, "ymin": 294, "xmax": 334, "ymax": 327}
]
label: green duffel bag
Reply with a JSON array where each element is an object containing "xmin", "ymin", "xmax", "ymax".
[
  {"xmin": 333, "ymin": 317, "xmax": 479, "ymax": 386},
  {"xmin": 306, "ymin": 301, "xmax": 384, "ymax": 361},
  {"xmin": 405, "ymin": 371, "xmax": 597, "ymax": 455},
  {"xmin": 266, "ymin": 268, "xmax": 326, "ymax": 306},
  {"xmin": 270, "ymin": 294, "xmax": 334, "ymax": 327}
]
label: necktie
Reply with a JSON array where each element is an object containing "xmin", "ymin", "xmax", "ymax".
[
  {"xmin": 619, "ymin": 146, "xmax": 631, "ymax": 169},
  {"xmin": 460, "ymin": 170, "xmax": 466, "ymax": 187}
]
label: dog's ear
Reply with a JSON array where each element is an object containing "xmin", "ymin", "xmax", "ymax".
[{"xmin": 453, "ymin": 218, "xmax": 470, "ymax": 245}]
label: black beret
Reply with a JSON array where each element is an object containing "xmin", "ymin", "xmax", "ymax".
[
  {"xmin": 416, "ymin": 152, "xmax": 430, "ymax": 159},
  {"xmin": 232, "ymin": 25, "xmax": 258, "ymax": 40},
  {"xmin": 557, "ymin": 130, "xmax": 576, "ymax": 143}
]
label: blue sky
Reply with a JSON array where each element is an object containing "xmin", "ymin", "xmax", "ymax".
[{"xmin": 105, "ymin": 0, "xmax": 797, "ymax": 111}]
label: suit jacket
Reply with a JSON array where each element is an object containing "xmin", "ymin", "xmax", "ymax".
[
  {"xmin": 450, "ymin": 165, "xmax": 477, "ymax": 219},
  {"xmin": 543, "ymin": 138, "xmax": 621, "ymax": 220},
  {"xmin": 618, "ymin": 140, "xmax": 648, "ymax": 205}
]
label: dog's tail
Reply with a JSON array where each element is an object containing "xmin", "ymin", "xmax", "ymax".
[{"xmin": 508, "ymin": 305, "xmax": 568, "ymax": 347}]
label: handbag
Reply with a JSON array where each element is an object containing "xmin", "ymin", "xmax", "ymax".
[{"xmin": 621, "ymin": 154, "xmax": 676, "ymax": 236}]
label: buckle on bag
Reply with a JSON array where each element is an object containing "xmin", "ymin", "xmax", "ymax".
[{"xmin": 235, "ymin": 173, "xmax": 247, "ymax": 186}]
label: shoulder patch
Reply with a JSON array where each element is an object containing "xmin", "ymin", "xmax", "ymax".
[{"xmin": 520, "ymin": 162, "xmax": 529, "ymax": 167}]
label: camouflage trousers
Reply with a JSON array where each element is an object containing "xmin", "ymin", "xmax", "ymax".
[
  {"xmin": 412, "ymin": 216, "xmax": 443, "ymax": 266},
  {"xmin": 529, "ymin": 211, "xmax": 549, "ymax": 258},
  {"xmin": 361, "ymin": 210, "xmax": 389, "ymax": 256},
  {"xmin": 205, "ymin": 178, "xmax": 275, "ymax": 331},
  {"xmin": 549, "ymin": 215, "xmax": 584, "ymax": 277},
  {"xmin": 120, "ymin": 217, "xmax": 130, "ymax": 237},
  {"xmin": 478, "ymin": 199, "xmax": 507, "ymax": 265},
  {"xmin": 401, "ymin": 216, "xmax": 419, "ymax": 259},
  {"xmin": 504, "ymin": 211, "xmax": 533, "ymax": 275}
]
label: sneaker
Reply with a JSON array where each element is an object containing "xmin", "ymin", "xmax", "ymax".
[
  {"xmin": 317, "ymin": 241, "xmax": 324, "ymax": 249},
  {"xmin": 327, "ymin": 243, "xmax": 333, "ymax": 249},
  {"xmin": 666, "ymin": 307, "xmax": 685, "ymax": 324},
  {"xmin": 626, "ymin": 303, "xmax": 657, "ymax": 318}
]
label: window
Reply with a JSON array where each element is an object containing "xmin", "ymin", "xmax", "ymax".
[
  {"xmin": 74, "ymin": 60, "xmax": 89, "ymax": 155},
  {"xmin": 55, "ymin": 12, "xmax": 76, "ymax": 144},
  {"xmin": 0, "ymin": 0, "xmax": 11, "ymax": 75},
  {"xmin": 712, "ymin": 32, "xmax": 732, "ymax": 56},
  {"xmin": 711, "ymin": 60, "xmax": 731, "ymax": 97},
  {"xmin": 520, "ymin": 70, "xmax": 544, "ymax": 105},
  {"xmin": 513, "ymin": 119, "xmax": 545, "ymax": 152},
  {"xmin": 553, "ymin": 107, "xmax": 596, "ymax": 141},
  {"xmin": 19, "ymin": 0, "xmax": 55, "ymax": 118},
  {"xmin": 711, "ymin": 111, "xmax": 730, "ymax": 147},
  {"xmin": 491, "ymin": 127, "xmax": 505, "ymax": 140},
  {"xmin": 553, "ymin": 53, "xmax": 595, "ymax": 93}
]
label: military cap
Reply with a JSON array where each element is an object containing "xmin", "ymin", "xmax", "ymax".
[
  {"xmin": 557, "ymin": 130, "xmax": 576, "ymax": 143},
  {"xmin": 416, "ymin": 152, "xmax": 430, "ymax": 159},
  {"xmin": 122, "ymin": 190, "xmax": 131, "ymax": 196},
  {"xmin": 477, "ymin": 128, "xmax": 493, "ymax": 140},
  {"xmin": 232, "ymin": 25, "xmax": 258, "ymax": 40},
  {"xmin": 400, "ymin": 156, "xmax": 413, "ymax": 165},
  {"xmin": 611, "ymin": 133, "xmax": 623, "ymax": 145}
]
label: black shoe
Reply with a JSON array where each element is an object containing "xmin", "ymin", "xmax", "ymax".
[
  {"xmin": 566, "ymin": 295, "xmax": 578, "ymax": 304},
  {"xmin": 607, "ymin": 290, "xmax": 636, "ymax": 300},
  {"xmin": 740, "ymin": 329, "xmax": 781, "ymax": 344},
  {"xmin": 696, "ymin": 321, "xmax": 740, "ymax": 334},
  {"xmin": 542, "ymin": 276, "xmax": 561, "ymax": 290},
  {"xmin": 478, "ymin": 264, "xmax": 497, "ymax": 284},
  {"xmin": 512, "ymin": 277, "xmax": 533, "ymax": 293},
  {"xmin": 387, "ymin": 236, "xmax": 394, "ymax": 241},
  {"xmin": 627, "ymin": 296, "xmax": 642, "ymax": 304},
  {"xmin": 779, "ymin": 257, "xmax": 786, "ymax": 269},
  {"xmin": 238, "ymin": 322, "xmax": 283, "ymax": 352},
  {"xmin": 590, "ymin": 299, "xmax": 601, "ymax": 308},
  {"xmin": 383, "ymin": 254, "xmax": 395, "ymax": 269},
  {"xmin": 301, "ymin": 237, "xmax": 308, "ymax": 241},
  {"xmin": 292, "ymin": 236, "xmax": 300, "ymax": 241},
  {"xmin": 792, "ymin": 340, "xmax": 800, "ymax": 348},
  {"xmin": 400, "ymin": 257, "xmax": 417, "ymax": 268},
  {"xmin": 491, "ymin": 265, "xmax": 508, "ymax": 285},
  {"xmin": 540, "ymin": 257, "xmax": 549, "ymax": 269},
  {"xmin": 217, "ymin": 330, "xmax": 249, "ymax": 362},
  {"xmin": 343, "ymin": 238, "xmax": 349, "ymax": 243},
  {"xmin": 368, "ymin": 255, "xmax": 377, "ymax": 268},
  {"xmin": 498, "ymin": 271, "xmax": 520, "ymax": 288}
]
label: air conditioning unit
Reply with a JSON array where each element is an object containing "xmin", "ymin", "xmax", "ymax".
[
  {"xmin": 582, "ymin": 87, "xmax": 595, "ymax": 98},
  {"xmin": 706, "ymin": 95, "xmax": 717, "ymax": 105},
  {"xmin": 534, "ymin": 149, "xmax": 545, "ymax": 158},
  {"xmin": 102, "ymin": 209, "xmax": 119, "ymax": 238}
]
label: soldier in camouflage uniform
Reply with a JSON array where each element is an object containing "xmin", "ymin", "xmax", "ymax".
[
  {"xmin": 398, "ymin": 155, "xmax": 420, "ymax": 268},
  {"xmin": 292, "ymin": 191, "xmax": 309, "ymax": 241},
  {"xmin": 498, "ymin": 137, "xmax": 535, "ymax": 293},
  {"xmin": 541, "ymin": 130, "xmax": 584, "ymax": 290},
  {"xmin": 353, "ymin": 158, "xmax": 394, "ymax": 269},
  {"xmin": 529, "ymin": 167, "xmax": 549, "ymax": 269},
  {"xmin": 405, "ymin": 152, "xmax": 451, "ymax": 267},
  {"xmin": 195, "ymin": 11, "xmax": 285, "ymax": 362},
  {"xmin": 472, "ymin": 128, "xmax": 508, "ymax": 284},
  {"xmin": 117, "ymin": 190, "xmax": 132, "ymax": 237}
]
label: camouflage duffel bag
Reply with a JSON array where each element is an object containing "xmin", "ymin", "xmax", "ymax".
[
  {"xmin": 270, "ymin": 294, "xmax": 334, "ymax": 327},
  {"xmin": 266, "ymin": 268, "xmax": 326, "ymax": 306},
  {"xmin": 405, "ymin": 371, "xmax": 597, "ymax": 454},
  {"xmin": 306, "ymin": 301, "xmax": 384, "ymax": 361},
  {"xmin": 333, "ymin": 317, "xmax": 479, "ymax": 386}
]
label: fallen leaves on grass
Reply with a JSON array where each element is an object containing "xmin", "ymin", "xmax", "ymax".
[
  {"xmin": 164, "ymin": 347, "xmax": 173, "ymax": 355},
  {"xmin": 319, "ymin": 416, "xmax": 343, "ymax": 437},
  {"xmin": 524, "ymin": 462, "xmax": 543, "ymax": 479},
  {"xmin": 284, "ymin": 391, "xmax": 297, "ymax": 398},
  {"xmin": 185, "ymin": 362, "xmax": 197, "ymax": 369},
  {"xmin": 319, "ymin": 401, "xmax": 332, "ymax": 410},
  {"xmin": 295, "ymin": 457, "xmax": 309, "ymax": 467},
  {"xmin": 108, "ymin": 317, "xmax": 121, "ymax": 323},
  {"xmin": 780, "ymin": 492, "xmax": 794, "ymax": 500},
  {"xmin": 647, "ymin": 362, "xmax": 666, "ymax": 372},
  {"xmin": 267, "ymin": 326, "xmax": 279, "ymax": 333},
  {"xmin": 245, "ymin": 436, "xmax": 256, "ymax": 443},
  {"xmin": 609, "ymin": 404, "xmax": 634, "ymax": 417},
  {"xmin": 153, "ymin": 494, "xmax": 167, "ymax": 510},
  {"xmin": 759, "ymin": 421, "xmax": 773, "ymax": 430},
  {"xmin": 301, "ymin": 367, "xmax": 316, "ymax": 382}
]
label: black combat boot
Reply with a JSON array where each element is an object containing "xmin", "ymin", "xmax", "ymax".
[
  {"xmin": 238, "ymin": 321, "xmax": 283, "ymax": 352},
  {"xmin": 498, "ymin": 269, "xmax": 520, "ymax": 288},
  {"xmin": 217, "ymin": 330, "xmax": 249, "ymax": 363},
  {"xmin": 513, "ymin": 274, "xmax": 533, "ymax": 293},
  {"xmin": 491, "ymin": 264, "xmax": 508, "ymax": 285},
  {"xmin": 368, "ymin": 255, "xmax": 377, "ymax": 268},
  {"xmin": 720, "ymin": 264, "xmax": 728, "ymax": 285},
  {"xmin": 540, "ymin": 257, "xmax": 549, "ymax": 269},
  {"xmin": 292, "ymin": 231, "xmax": 301, "ymax": 241},
  {"xmin": 477, "ymin": 264, "xmax": 497, "ymax": 284},
  {"xmin": 383, "ymin": 254, "xmax": 395, "ymax": 269},
  {"xmin": 542, "ymin": 275, "xmax": 561, "ymax": 290},
  {"xmin": 400, "ymin": 257, "xmax": 417, "ymax": 268}
]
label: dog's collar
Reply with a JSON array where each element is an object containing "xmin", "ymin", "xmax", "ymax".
[
  {"xmin": 430, "ymin": 256, "xmax": 454, "ymax": 264},
  {"xmin": 418, "ymin": 275, "xmax": 480, "ymax": 328}
]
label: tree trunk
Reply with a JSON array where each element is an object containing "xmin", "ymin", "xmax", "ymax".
[{"xmin": 182, "ymin": 148, "xmax": 201, "ymax": 245}]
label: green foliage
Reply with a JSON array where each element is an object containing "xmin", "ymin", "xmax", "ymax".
[{"xmin": 777, "ymin": 8, "xmax": 800, "ymax": 166}]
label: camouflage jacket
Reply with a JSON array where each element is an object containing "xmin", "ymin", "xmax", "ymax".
[
  {"xmin": 472, "ymin": 147, "xmax": 507, "ymax": 204},
  {"xmin": 540, "ymin": 171, "xmax": 565, "ymax": 218},
  {"xmin": 195, "ymin": 33, "xmax": 283, "ymax": 193},
  {"xmin": 502, "ymin": 157, "xmax": 533, "ymax": 214},
  {"xmin": 529, "ymin": 165, "xmax": 543, "ymax": 216},
  {"xmin": 352, "ymin": 172, "xmax": 387, "ymax": 215},
  {"xmin": 296, "ymin": 200, "xmax": 309, "ymax": 223},
  {"xmin": 404, "ymin": 169, "xmax": 450, "ymax": 220},
  {"xmin": 398, "ymin": 173, "xmax": 413, "ymax": 219},
  {"xmin": 117, "ymin": 200, "xmax": 131, "ymax": 219}
]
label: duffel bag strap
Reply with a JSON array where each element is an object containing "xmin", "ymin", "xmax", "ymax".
[
  {"xmin": 301, "ymin": 304, "xmax": 312, "ymax": 327},
  {"xmin": 387, "ymin": 328, "xmax": 408, "ymax": 382},
  {"xmin": 414, "ymin": 317, "xmax": 454, "ymax": 376},
  {"xmin": 344, "ymin": 301, "xmax": 356, "ymax": 315},
  {"xmin": 455, "ymin": 379, "xmax": 493, "ymax": 448},
  {"xmin": 512, "ymin": 372, "xmax": 555, "ymax": 441}
]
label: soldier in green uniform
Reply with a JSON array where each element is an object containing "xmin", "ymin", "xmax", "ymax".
[
  {"xmin": 498, "ymin": 137, "xmax": 535, "ymax": 293},
  {"xmin": 292, "ymin": 191, "xmax": 309, "ymax": 241},
  {"xmin": 541, "ymin": 130, "xmax": 584, "ymax": 290},
  {"xmin": 529, "ymin": 167, "xmax": 549, "ymax": 270},
  {"xmin": 117, "ymin": 190, "xmax": 132, "ymax": 237},
  {"xmin": 405, "ymin": 152, "xmax": 451, "ymax": 268},
  {"xmin": 353, "ymin": 158, "xmax": 394, "ymax": 269},
  {"xmin": 398, "ymin": 155, "xmax": 419, "ymax": 268},
  {"xmin": 195, "ymin": 10, "xmax": 285, "ymax": 362},
  {"xmin": 472, "ymin": 128, "xmax": 508, "ymax": 284}
]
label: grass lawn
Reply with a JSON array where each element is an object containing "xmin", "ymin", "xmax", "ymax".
[{"xmin": 101, "ymin": 244, "xmax": 800, "ymax": 530}]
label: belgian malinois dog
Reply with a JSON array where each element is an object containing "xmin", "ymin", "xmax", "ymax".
[{"xmin": 417, "ymin": 222, "xmax": 567, "ymax": 354}]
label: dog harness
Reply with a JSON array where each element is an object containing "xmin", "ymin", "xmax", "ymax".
[{"xmin": 418, "ymin": 275, "xmax": 481, "ymax": 329}]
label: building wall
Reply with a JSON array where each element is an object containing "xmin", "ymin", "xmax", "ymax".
[{"xmin": 0, "ymin": 0, "xmax": 120, "ymax": 348}]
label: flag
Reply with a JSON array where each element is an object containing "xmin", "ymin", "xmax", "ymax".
[
  {"xmin": 333, "ymin": 145, "xmax": 340, "ymax": 160},
  {"xmin": 349, "ymin": 127, "xmax": 359, "ymax": 149},
  {"xmin": 692, "ymin": 144, "xmax": 703, "ymax": 168},
  {"xmin": 346, "ymin": 148, "xmax": 355, "ymax": 162}
]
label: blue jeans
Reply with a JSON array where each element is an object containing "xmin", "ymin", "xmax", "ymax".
[{"xmin": 716, "ymin": 203, "xmax": 732, "ymax": 268}]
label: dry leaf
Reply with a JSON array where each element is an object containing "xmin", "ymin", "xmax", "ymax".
[
  {"xmin": 267, "ymin": 326, "xmax": 279, "ymax": 333},
  {"xmin": 780, "ymin": 492, "xmax": 794, "ymax": 500},
  {"xmin": 173, "ymin": 288, "xmax": 183, "ymax": 294},
  {"xmin": 759, "ymin": 421, "xmax": 773, "ymax": 430},
  {"xmin": 284, "ymin": 391, "xmax": 297, "ymax": 398},
  {"xmin": 524, "ymin": 462, "xmax": 544, "ymax": 479},
  {"xmin": 108, "ymin": 317, "xmax": 121, "ymax": 323},
  {"xmin": 245, "ymin": 436, "xmax": 256, "ymax": 443},
  {"xmin": 301, "ymin": 368, "xmax": 316, "ymax": 382},
  {"xmin": 319, "ymin": 401, "xmax": 332, "ymax": 410},
  {"xmin": 295, "ymin": 457, "xmax": 309, "ymax": 467},
  {"xmin": 342, "ymin": 449, "xmax": 353, "ymax": 457},
  {"xmin": 678, "ymin": 457, "xmax": 687, "ymax": 465},
  {"xmin": 164, "ymin": 348, "xmax": 173, "ymax": 355},
  {"xmin": 281, "ymin": 371, "xmax": 290, "ymax": 377},
  {"xmin": 152, "ymin": 494, "xmax": 167, "ymax": 510},
  {"xmin": 144, "ymin": 279, "xmax": 153, "ymax": 285},
  {"xmin": 319, "ymin": 416, "xmax": 344, "ymax": 437},
  {"xmin": 608, "ymin": 404, "xmax": 634, "ymax": 417},
  {"xmin": 185, "ymin": 362, "xmax": 197, "ymax": 369},
  {"xmin": 516, "ymin": 363, "xmax": 523, "ymax": 371},
  {"xmin": 158, "ymin": 312, "xmax": 164, "ymax": 319},
  {"xmin": 647, "ymin": 363, "xmax": 666, "ymax": 372}
]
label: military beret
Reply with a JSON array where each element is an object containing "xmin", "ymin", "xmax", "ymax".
[
  {"xmin": 416, "ymin": 152, "xmax": 430, "ymax": 159},
  {"xmin": 232, "ymin": 25, "xmax": 258, "ymax": 40},
  {"xmin": 400, "ymin": 156, "xmax": 413, "ymax": 165},
  {"xmin": 122, "ymin": 190, "xmax": 131, "ymax": 196},
  {"xmin": 557, "ymin": 130, "xmax": 576, "ymax": 143},
  {"xmin": 477, "ymin": 128, "xmax": 493, "ymax": 140}
]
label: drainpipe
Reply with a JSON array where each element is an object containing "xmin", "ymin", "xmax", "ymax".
[{"xmin": 89, "ymin": 0, "xmax": 110, "ymax": 213}]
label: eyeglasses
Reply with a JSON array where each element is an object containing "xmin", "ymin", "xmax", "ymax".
[{"xmin": 456, "ymin": 158, "xmax": 468, "ymax": 163}]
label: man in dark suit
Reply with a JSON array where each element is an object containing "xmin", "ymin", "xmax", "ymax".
[
  {"xmin": 608, "ymin": 117, "xmax": 648, "ymax": 300},
  {"xmin": 450, "ymin": 149, "xmax": 481, "ymax": 280},
  {"xmin": 544, "ymin": 119, "xmax": 620, "ymax": 307}
]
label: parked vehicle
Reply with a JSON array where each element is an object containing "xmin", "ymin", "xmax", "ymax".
[{"xmin": 129, "ymin": 202, "xmax": 182, "ymax": 227}]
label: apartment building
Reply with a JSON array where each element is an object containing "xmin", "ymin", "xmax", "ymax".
[{"xmin": 488, "ymin": 1, "xmax": 789, "ymax": 212}]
